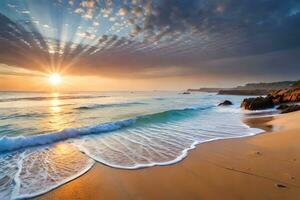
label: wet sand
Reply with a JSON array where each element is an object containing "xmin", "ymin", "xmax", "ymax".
[{"xmin": 36, "ymin": 111, "xmax": 300, "ymax": 200}]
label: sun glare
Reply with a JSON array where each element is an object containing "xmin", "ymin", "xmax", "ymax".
[{"xmin": 49, "ymin": 73, "xmax": 62, "ymax": 86}]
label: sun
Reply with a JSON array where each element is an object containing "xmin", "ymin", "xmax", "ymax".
[{"xmin": 48, "ymin": 73, "xmax": 62, "ymax": 86}]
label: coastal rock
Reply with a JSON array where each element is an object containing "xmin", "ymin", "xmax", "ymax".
[
  {"xmin": 241, "ymin": 97, "xmax": 274, "ymax": 110},
  {"xmin": 218, "ymin": 100, "xmax": 233, "ymax": 106},
  {"xmin": 276, "ymin": 183, "xmax": 287, "ymax": 188},
  {"xmin": 276, "ymin": 104, "xmax": 290, "ymax": 110},
  {"xmin": 241, "ymin": 87, "xmax": 300, "ymax": 111},
  {"xmin": 280, "ymin": 105, "xmax": 300, "ymax": 114},
  {"xmin": 292, "ymin": 80, "xmax": 300, "ymax": 87},
  {"xmin": 218, "ymin": 89, "xmax": 270, "ymax": 96},
  {"xmin": 182, "ymin": 91, "xmax": 191, "ymax": 95},
  {"xmin": 268, "ymin": 88, "xmax": 300, "ymax": 104}
]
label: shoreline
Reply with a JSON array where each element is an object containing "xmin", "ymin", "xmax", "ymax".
[{"xmin": 36, "ymin": 111, "xmax": 300, "ymax": 200}]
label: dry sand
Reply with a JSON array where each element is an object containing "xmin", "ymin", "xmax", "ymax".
[{"xmin": 36, "ymin": 111, "xmax": 300, "ymax": 200}]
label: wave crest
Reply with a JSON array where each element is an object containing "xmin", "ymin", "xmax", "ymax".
[
  {"xmin": 0, "ymin": 95, "xmax": 108, "ymax": 103},
  {"xmin": 75, "ymin": 102, "xmax": 146, "ymax": 110},
  {"xmin": 0, "ymin": 105, "xmax": 212, "ymax": 153}
]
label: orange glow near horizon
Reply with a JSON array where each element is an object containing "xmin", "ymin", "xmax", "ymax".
[{"xmin": 0, "ymin": 70, "xmax": 225, "ymax": 92}]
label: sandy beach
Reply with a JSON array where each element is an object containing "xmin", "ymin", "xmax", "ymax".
[{"xmin": 35, "ymin": 111, "xmax": 300, "ymax": 200}]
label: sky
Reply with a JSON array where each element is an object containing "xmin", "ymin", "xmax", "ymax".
[{"xmin": 0, "ymin": 0, "xmax": 300, "ymax": 91}]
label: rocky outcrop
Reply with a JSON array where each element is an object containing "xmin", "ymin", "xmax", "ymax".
[
  {"xmin": 292, "ymin": 80, "xmax": 300, "ymax": 87},
  {"xmin": 276, "ymin": 104, "xmax": 290, "ymax": 110},
  {"xmin": 241, "ymin": 87, "xmax": 300, "ymax": 111},
  {"xmin": 277, "ymin": 105, "xmax": 300, "ymax": 114},
  {"xmin": 268, "ymin": 88, "xmax": 300, "ymax": 104},
  {"xmin": 241, "ymin": 97, "xmax": 274, "ymax": 110},
  {"xmin": 218, "ymin": 100, "xmax": 233, "ymax": 106}
]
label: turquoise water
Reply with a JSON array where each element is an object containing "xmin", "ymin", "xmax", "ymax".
[{"xmin": 0, "ymin": 91, "xmax": 263, "ymax": 199}]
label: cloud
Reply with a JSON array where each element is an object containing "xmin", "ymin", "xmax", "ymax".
[
  {"xmin": 0, "ymin": 0, "xmax": 299, "ymax": 81},
  {"xmin": 74, "ymin": 8, "xmax": 84, "ymax": 14},
  {"xmin": 81, "ymin": 0, "xmax": 96, "ymax": 8},
  {"xmin": 118, "ymin": 7, "xmax": 129, "ymax": 16},
  {"xmin": 93, "ymin": 21, "xmax": 100, "ymax": 26},
  {"xmin": 140, "ymin": 0, "xmax": 300, "ymax": 52},
  {"xmin": 77, "ymin": 32, "xmax": 96, "ymax": 40},
  {"xmin": 131, "ymin": 25, "xmax": 141, "ymax": 35},
  {"xmin": 82, "ymin": 8, "xmax": 94, "ymax": 19},
  {"xmin": 133, "ymin": 6, "xmax": 143, "ymax": 17}
]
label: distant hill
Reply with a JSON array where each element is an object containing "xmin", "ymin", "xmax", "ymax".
[
  {"xmin": 235, "ymin": 81, "xmax": 295, "ymax": 90},
  {"xmin": 187, "ymin": 80, "xmax": 299, "ymax": 95},
  {"xmin": 187, "ymin": 88, "xmax": 225, "ymax": 93}
]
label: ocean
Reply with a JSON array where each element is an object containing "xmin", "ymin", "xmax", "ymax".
[{"xmin": 0, "ymin": 91, "xmax": 264, "ymax": 199}]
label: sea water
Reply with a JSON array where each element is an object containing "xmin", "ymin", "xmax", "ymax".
[{"xmin": 0, "ymin": 91, "xmax": 264, "ymax": 199}]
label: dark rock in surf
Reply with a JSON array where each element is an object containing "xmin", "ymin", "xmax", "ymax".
[
  {"xmin": 276, "ymin": 104, "xmax": 290, "ymax": 110},
  {"xmin": 218, "ymin": 100, "xmax": 233, "ymax": 106},
  {"xmin": 241, "ymin": 96, "xmax": 274, "ymax": 110},
  {"xmin": 280, "ymin": 105, "xmax": 300, "ymax": 114}
]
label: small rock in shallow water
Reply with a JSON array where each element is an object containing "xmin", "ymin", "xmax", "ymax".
[
  {"xmin": 182, "ymin": 92, "xmax": 191, "ymax": 95},
  {"xmin": 218, "ymin": 100, "xmax": 233, "ymax": 106}
]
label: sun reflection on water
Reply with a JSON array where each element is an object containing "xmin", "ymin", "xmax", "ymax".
[
  {"xmin": 50, "ymin": 98, "xmax": 61, "ymax": 113},
  {"xmin": 54, "ymin": 143, "xmax": 74, "ymax": 155},
  {"xmin": 48, "ymin": 93, "xmax": 66, "ymax": 131}
]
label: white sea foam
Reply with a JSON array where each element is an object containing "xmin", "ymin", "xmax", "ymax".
[
  {"xmin": 73, "ymin": 111, "xmax": 263, "ymax": 169},
  {"xmin": 0, "ymin": 144, "xmax": 95, "ymax": 200}
]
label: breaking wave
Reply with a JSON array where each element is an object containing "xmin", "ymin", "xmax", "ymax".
[{"xmin": 0, "ymin": 106, "xmax": 212, "ymax": 153}]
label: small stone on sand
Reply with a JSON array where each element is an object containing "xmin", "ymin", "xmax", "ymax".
[{"xmin": 276, "ymin": 183, "xmax": 287, "ymax": 188}]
